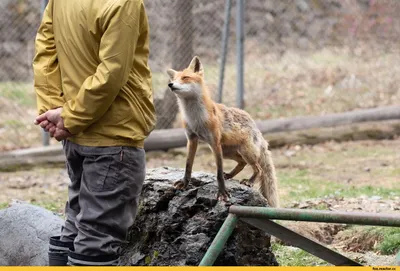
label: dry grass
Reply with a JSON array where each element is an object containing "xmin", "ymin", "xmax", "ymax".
[
  {"xmin": 0, "ymin": 82, "xmax": 41, "ymax": 151},
  {"xmin": 134, "ymin": 42, "xmax": 400, "ymax": 130},
  {"xmin": 241, "ymin": 43, "xmax": 400, "ymax": 120},
  {"xmin": 1, "ymin": 42, "xmax": 400, "ymax": 150}
]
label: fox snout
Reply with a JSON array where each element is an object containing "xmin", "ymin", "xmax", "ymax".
[{"xmin": 168, "ymin": 82, "xmax": 176, "ymax": 92}]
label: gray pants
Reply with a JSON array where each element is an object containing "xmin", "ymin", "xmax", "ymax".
[{"xmin": 60, "ymin": 140, "xmax": 145, "ymax": 258}]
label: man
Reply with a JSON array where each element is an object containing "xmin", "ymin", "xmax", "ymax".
[{"xmin": 32, "ymin": 0, "xmax": 156, "ymax": 266}]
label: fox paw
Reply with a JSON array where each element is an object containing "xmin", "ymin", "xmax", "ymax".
[
  {"xmin": 217, "ymin": 189, "xmax": 231, "ymax": 204},
  {"xmin": 223, "ymin": 172, "xmax": 233, "ymax": 180},
  {"xmin": 174, "ymin": 180, "xmax": 188, "ymax": 190},
  {"xmin": 239, "ymin": 179, "xmax": 251, "ymax": 187}
]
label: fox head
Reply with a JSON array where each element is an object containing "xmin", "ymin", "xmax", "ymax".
[{"xmin": 167, "ymin": 56, "xmax": 204, "ymax": 99}]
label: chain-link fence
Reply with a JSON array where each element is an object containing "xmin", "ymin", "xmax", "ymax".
[
  {"xmin": 0, "ymin": 0, "xmax": 42, "ymax": 151},
  {"xmin": 1, "ymin": 0, "xmax": 400, "ymax": 152}
]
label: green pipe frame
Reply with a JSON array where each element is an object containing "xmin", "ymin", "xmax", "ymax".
[{"xmin": 199, "ymin": 206, "xmax": 400, "ymax": 266}]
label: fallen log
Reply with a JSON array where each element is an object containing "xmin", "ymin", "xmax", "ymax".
[
  {"xmin": 265, "ymin": 119, "xmax": 400, "ymax": 148},
  {"xmin": 257, "ymin": 104, "xmax": 400, "ymax": 133},
  {"xmin": 1, "ymin": 106, "xmax": 399, "ymax": 171},
  {"xmin": 1, "ymin": 119, "xmax": 399, "ymax": 172},
  {"xmin": 145, "ymin": 105, "xmax": 400, "ymax": 151}
]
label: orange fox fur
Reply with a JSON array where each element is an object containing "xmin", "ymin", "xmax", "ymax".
[{"xmin": 167, "ymin": 56, "xmax": 279, "ymax": 207}]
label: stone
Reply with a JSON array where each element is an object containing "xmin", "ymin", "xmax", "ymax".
[
  {"xmin": 120, "ymin": 167, "xmax": 279, "ymax": 266},
  {"xmin": 0, "ymin": 201, "xmax": 63, "ymax": 266}
]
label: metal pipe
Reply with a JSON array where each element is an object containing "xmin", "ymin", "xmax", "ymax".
[
  {"xmin": 242, "ymin": 218, "xmax": 361, "ymax": 266},
  {"xmin": 199, "ymin": 214, "xmax": 238, "ymax": 266},
  {"xmin": 229, "ymin": 206, "xmax": 400, "ymax": 227},
  {"xmin": 40, "ymin": 0, "xmax": 50, "ymax": 147},
  {"xmin": 41, "ymin": 130, "xmax": 50, "ymax": 146},
  {"xmin": 217, "ymin": 0, "xmax": 232, "ymax": 103},
  {"xmin": 236, "ymin": 0, "xmax": 244, "ymax": 109}
]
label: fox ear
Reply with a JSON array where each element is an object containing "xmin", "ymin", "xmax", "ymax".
[
  {"xmin": 188, "ymin": 56, "xmax": 204, "ymax": 76},
  {"xmin": 167, "ymin": 69, "xmax": 177, "ymax": 80}
]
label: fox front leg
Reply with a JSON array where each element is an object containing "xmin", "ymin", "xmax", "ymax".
[
  {"xmin": 174, "ymin": 134, "xmax": 198, "ymax": 190},
  {"xmin": 211, "ymin": 142, "xmax": 231, "ymax": 202}
]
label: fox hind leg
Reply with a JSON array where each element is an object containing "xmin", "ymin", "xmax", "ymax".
[
  {"xmin": 237, "ymin": 143, "xmax": 262, "ymax": 186},
  {"xmin": 224, "ymin": 160, "xmax": 246, "ymax": 180},
  {"xmin": 240, "ymin": 163, "xmax": 262, "ymax": 187},
  {"xmin": 222, "ymin": 148, "xmax": 247, "ymax": 180}
]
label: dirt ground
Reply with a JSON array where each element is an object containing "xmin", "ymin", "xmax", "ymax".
[
  {"xmin": 0, "ymin": 137, "xmax": 399, "ymax": 266},
  {"xmin": 278, "ymin": 196, "xmax": 399, "ymax": 266}
]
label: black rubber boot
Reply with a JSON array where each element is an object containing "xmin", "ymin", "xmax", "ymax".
[
  {"xmin": 67, "ymin": 251, "xmax": 120, "ymax": 266},
  {"xmin": 48, "ymin": 236, "xmax": 74, "ymax": 266}
]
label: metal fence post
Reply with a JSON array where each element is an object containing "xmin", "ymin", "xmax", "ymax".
[
  {"xmin": 40, "ymin": 0, "xmax": 48, "ymax": 13},
  {"xmin": 236, "ymin": 0, "xmax": 245, "ymax": 109},
  {"xmin": 217, "ymin": 0, "xmax": 232, "ymax": 104},
  {"xmin": 40, "ymin": 0, "xmax": 50, "ymax": 146}
]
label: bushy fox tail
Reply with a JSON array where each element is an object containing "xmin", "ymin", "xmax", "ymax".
[{"xmin": 253, "ymin": 140, "xmax": 279, "ymax": 207}]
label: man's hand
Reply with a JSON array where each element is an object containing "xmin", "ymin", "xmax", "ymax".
[{"xmin": 34, "ymin": 108, "xmax": 72, "ymax": 141}]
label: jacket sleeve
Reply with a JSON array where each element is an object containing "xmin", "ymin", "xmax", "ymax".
[
  {"xmin": 32, "ymin": 0, "xmax": 64, "ymax": 115},
  {"xmin": 61, "ymin": 0, "xmax": 143, "ymax": 135}
]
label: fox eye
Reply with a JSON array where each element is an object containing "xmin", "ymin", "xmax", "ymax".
[{"xmin": 182, "ymin": 76, "xmax": 189, "ymax": 80}]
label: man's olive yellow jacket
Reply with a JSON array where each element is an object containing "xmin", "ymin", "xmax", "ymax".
[{"xmin": 33, "ymin": 0, "xmax": 156, "ymax": 148}]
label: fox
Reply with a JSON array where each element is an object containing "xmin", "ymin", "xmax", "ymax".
[{"xmin": 167, "ymin": 56, "xmax": 279, "ymax": 207}]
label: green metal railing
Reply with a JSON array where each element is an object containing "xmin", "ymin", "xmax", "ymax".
[{"xmin": 199, "ymin": 206, "xmax": 400, "ymax": 266}]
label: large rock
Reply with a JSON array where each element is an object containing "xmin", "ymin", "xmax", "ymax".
[
  {"xmin": 120, "ymin": 167, "xmax": 279, "ymax": 266},
  {"xmin": 0, "ymin": 201, "xmax": 63, "ymax": 266}
]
